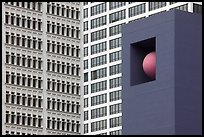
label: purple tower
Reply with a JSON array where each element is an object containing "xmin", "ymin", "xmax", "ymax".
[{"xmin": 122, "ymin": 9, "xmax": 202, "ymax": 135}]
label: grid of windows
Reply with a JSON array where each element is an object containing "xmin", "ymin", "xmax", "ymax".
[
  {"xmin": 5, "ymin": 32, "xmax": 42, "ymax": 50},
  {"xmin": 91, "ymin": 67, "xmax": 107, "ymax": 80},
  {"xmin": 109, "ymin": 37, "xmax": 121, "ymax": 49},
  {"xmin": 91, "ymin": 41, "xmax": 107, "ymax": 55},
  {"xmin": 6, "ymin": 71, "xmax": 42, "ymax": 89},
  {"xmin": 193, "ymin": 3, "xmax": 202, "ymax": 14},
  {"xmin": 6, "ymin": 91, "xmax": 42, "ymax": 108},
  {"xmin": 109, "ymin": 23, "xmax": 125, "ymax": 36},
  {"xmin": 109, "ymin": 2, "xmax": 126, "ymax": 10},
  {"xmin": 110, "ymin": 116, "xmax": 122, "ymax": 128},
  {"xmin": 91, "ymin": 3, "xmax": 106, "ymax": 16},
  {"xmin": 91, "ymin": 80, "xmax": 107, "ymax": 93},
  {"xmin": 110, "ymin": 90, "xmax": 121, "ymax": 102},
  {"xmin": 149, "ymin": 2, "xmax": 166, "ymax": 11},
  {"xmin": 91, "ymin": 15, "xmax": 107, "ymax": 29},
  {"xmin": 109, "ymin": 50, "xmax": 121, "ymax": 63},
  {"xmin": 91, "ymin": 119, "xmax": 107, "ymax": 132},
  {"xmin": 129, "ymin": 3, "xmax": 146, "ymax": 17},
  {"xmin": 109, "ymin": 77, "xmax": 121, "ymax": 89},
  {"xmin": 110, "ymin": 130, "xmax": 122, "ymax": 135},
  {"xmin": 109, "ymin": 64, "xmax": 121, "ymax": 76},
  {"xmin": 91, "ymin": 28, "xmax": 107, "ymax": 42},
  {"xmin": 171, "ymin": 4, "xmax": 188, "ymax": 12},
  {"xmin": 5, "ymin": 2, "xmax": 42, "ymax": 12},
  {"xmin": 47, "ymin": 98, "xmax": 80, "ymax": 114},
  {"xmin": 47, "ymin": 117, "xmax": 80, "ymax": 132},
  {"xmin": 109, "ymin": 10, "xmax": 126, "ymax": 23},
  {"xmin": 47, "ymin": 3, "xmax": 80, "ymax": 20},
  {"xmin": 5, "ymin": 12, "xmax": 42, "ymax": 31},
  {"xmin": 91, "ymin": 54, "xmax": 107, "ymax": 67},
  {"xmin": 110, "ymin": 103, "xmax": 122, "ymax": 115},
  {"xmin": 91, "ymin": 106, "xmax": 107, "ymax": 119},
  {"xmin": 91, "ymin": 93, "xmax": 107, "ymax": 106},
  {"xmin": 6, "ymin": 111, "xmax": 42, "ymax": 128},
  {"xmin": 47, "ymin": 78, "xmax": 80, "ymax": 95},
  {"xmin": 4, "ymin": 2, "xmax": 81, "ymax": 135}
]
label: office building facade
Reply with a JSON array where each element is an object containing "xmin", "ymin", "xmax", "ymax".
[
  {"xmin": 2, "ymin": 2, "xmax": 82, "ymax": 135},
  {"xmin": 82, "ymin": 2, "xmax": 202, "ymax": 135}
]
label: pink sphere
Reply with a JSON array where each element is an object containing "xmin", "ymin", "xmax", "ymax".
[{"xmin": 142, "ymin": 51, "xmax": 156, "ymax": 79}]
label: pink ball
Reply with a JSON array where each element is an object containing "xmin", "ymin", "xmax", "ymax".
[{"xmin": 142, "ymin": 51, "xmax": 156, "ymax": 79}]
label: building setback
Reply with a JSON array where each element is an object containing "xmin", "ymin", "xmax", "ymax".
[
  {"xmin": 82, "ymin": 2, "xmax": 202, "ymax": 135},
  {"xmin": 2, "ymin": 2, "xmax": 82, "ymax": 135}
]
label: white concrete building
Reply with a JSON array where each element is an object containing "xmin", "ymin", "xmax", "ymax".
[
  {"xmin": 2, "ymin": 2, "xmax": 82, "ymax": 135},
  {"xmin": 82, "ymin": 2, "xmax": 202, "ymax": 135}
]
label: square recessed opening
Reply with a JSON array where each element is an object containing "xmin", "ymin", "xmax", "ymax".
[{"xmin": 130, "ymin": 37, "xmax": 156, "ymax": 86}]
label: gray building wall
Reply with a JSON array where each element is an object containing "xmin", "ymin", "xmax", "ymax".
[{"xmin": 122, "ymin": 9, "xmax": 202, "ymax": 135}]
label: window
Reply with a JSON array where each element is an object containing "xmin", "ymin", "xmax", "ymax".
[
  {"xmin": 91, "ymin": 80, "xmax": 107, "ymax": 93},
  {"xmin": 110, "ymin": 90, "xmax": 121, "ymax": 102},
  {"xmin": 6, "ymin": 32, "xmax": 10, "ymax": 44},
  {"xmin": 83, "ymin": 21, "xmax": 88, "ymax": 31},
  {"xmin": 129, "ymin": 3, "xmax": 146, "ymax": 17},
  {"xmin": 110, "ymin": 103, "xmax": 122, "ymax": 115},
  {"xmin": 16, "ymin": 15, "xmax": 20, "ymax": 26},
  {"xmin": 109, "ymin": 2, "xmax": 126, "ymax": 10},
  {"xmin": 84, "ymin": 73, "xmax": 88, "ymax": 82},
  {"xmin": 109, "ymin": 50, "xmax": 121, "ymax": 62},
  {"xmin": 109, "ymin": 77, "xmax": 121, "ymax": 89},
  {"xmin": 91, "ymin": 119, "xmax": 107, "ymax": 132},
  {"xmin": 91, "ymin": 54, "xmax": 107, "ymax": 68},
  {"xmin": 84, "ymin": 98, "xmax": 88, "ymax": 108},
  {"xmin": 91, "ymin": 3, "xmax": 106, "ymax": 16},
  {"xmin": 83, "ymin": 8, "xmax": 88, "ymax": 18},
  {"xmin": 84, "ymin": 85, "xmax": 88, "ymax": 95},
  {"xmin": 110, "ymin": 116, "xmax": 122, "ymax": 128},
  {"xmin": 91, "ymin": 93, "xmax": 107, "ymax": 106},
  {"xmin": 91, "ymin": 67, "xmax": 107, "ymax": 80},
  {"xmin": 149, "ymin": 2, "xmax": 166, "ymax": 11},
  {"xmin": 91, "ymin": 106, "xmax": 107, "ymax": 119},
  {"xmin": 83, "ymin": 2, "xmax": 88, "ymax": 6},
  {"xmin": 109, "ymin": 64, "xmax": 121, "ymax": 76},
  {"xmin": 110, "ymin": 37, "xmax": 121, "ymax": 49},
  {"xmin": 109, "ymin": 10, "xmax": 126, "ymax": 23},
  {"xmin": 5, "ymin": 12, "xmax": 9, "ymax": 24},
  {"xmin": 6, "ymin": 52, "xmax": 10, "ymax": 63},
  {"xmin": 84, "ymin": 111, "xmax": 88, "ymax": 121},
  {"xmin": 84, "ymin": 124, "xmax": 89, "ymax": 134},
  {"xmin": 91, "ymin": 28, "xmax": 106, "ymax": 42},
  {"xmin": 84, "ymin": 60, "xmax": 88, "ymax": 70},
  {"xmin": 11, "ymin": 14, "xmax": 15, "ymax": 25},
  {"xmin": 27, "ymin": 17, "xmax": 31, "ymax": 28},
  {"xmin": 84, "ymin": 47, "xmax": 88, "ymax": 57},
  {"xmin": 91, "ymin": 15, "xmax": 106, "ymax": 29},
  {"xmin": 109, "ymin": 23, "xmax": 125, "ymax": 36},
  {"xmin": 84, "ymin": 34, "xmax": 88, "ymax": 44}
]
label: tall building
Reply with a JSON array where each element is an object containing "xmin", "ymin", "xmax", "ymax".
[
  {"xmin": 82, "ymin": 2, "xmax": 202, "ymax": 135},
  {"xmin": 2, "ymin": 2, "xmax": 82, "ymax": 135}
]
